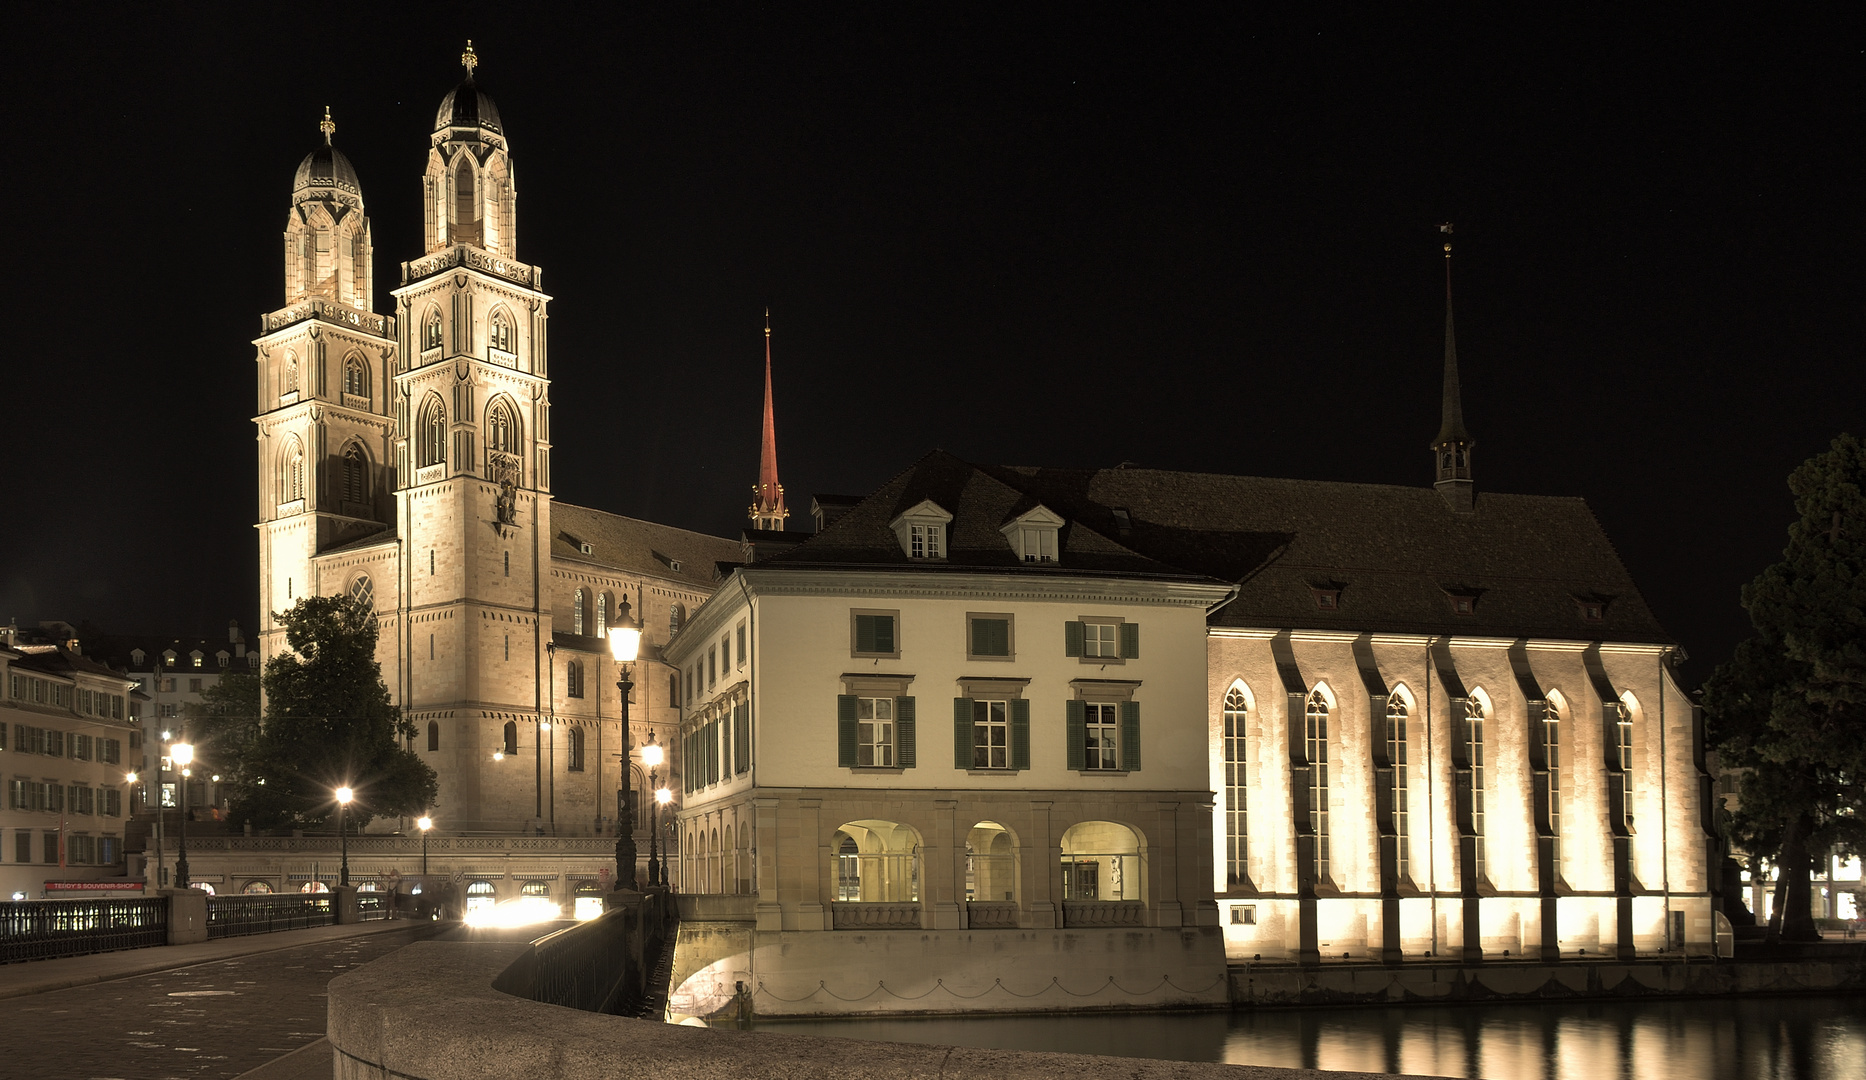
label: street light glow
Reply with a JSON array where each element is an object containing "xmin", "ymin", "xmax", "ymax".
[
  {"xmin": 641, "ymin": 742, "xmax": 664, "ymax": 768},
  {"xmin": 335, "ymin": 786, "xmax": 354, "ymax": 804},
  {"xmin": 656, "ymin": 787, "xmax": 672, "ymax": 806},
  {"xmin": 417, "ymin": 815, "xmax": 433, "ymax": 832},
  {"xmin": 606, "ymin": 598, "xmax": 641, "ymax": 662},
  {"xmin": 171, "ymin": 742, "xmax": 193, "ymax": 767}
]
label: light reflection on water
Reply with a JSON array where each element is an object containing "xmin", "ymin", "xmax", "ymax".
[{"xmin": 760, "ymin": 996, "xmax": 1866, "ymax": 1079}]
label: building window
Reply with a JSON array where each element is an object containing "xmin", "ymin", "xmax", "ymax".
[
  {"xmin": 342, "ymin": 443, "xmax": 368, "ymax": 504},
  {"xmin": 1387, "ymin": 694, "xmax": 1411, "ymax": 881},
  {"xmin": 1067, "ymin": 618, "xmax": 1138, "ymax": 661},
  {"xmin": 567, "ymin": 660, "xmax": 584, "ymax": 699},
  {"xmin": 1468, "ymin": 696, "xmax": 1488, "ymax": 882},
  {"xmin": 284, "ymin": 351, "xmax": 299, "ymax": 393},
  {"xmin": 485, "ymin": 399, "xmax": 517, "ymax": 457},
  {"xmin": 1230, "ymin": 904, "xmax": 1257, "ymax": 925},
  {"xmin": 424, "ymin": 308, "xmax": 443, "ymax": 351},
  {"xmin": 972, "ymin": 700, "xmax": 1010, "ymax": 769},
  {"xmin": 707, "ymin": 647, "xmax": 717, "ymax": 690},
  {"xmin": 573, "ymin": 589, "xmax": 587, "ymax": 635},
  {"xmin": 349, "ymin": 574, "xmax": 374, "ymax": 611},
  {"xmin": 835, "ymin": 835, "xmax": 862, "ymax": 901},
  {"xmin": 489, "ymin": 309, "xmax": 514, "ymax": 353},
  {"xmin": 1306, "ymin": 690, "xmax": 1331, "ymax": 883},
  {"xmin": 857, "ymin": 697, "xmax": 893, "ymax": 767},
  {"xmin": 670, "ymin": 603, "xmax": 684, "ymax": 636},
  {"xmin": 1224, "ymin": 687, "xmax": 1249, "ymax": 886},
  {"xmin": 504, "ymin": 551, "xmax": 510, "ymax": 577},
  {"xmin": 282, "ymin": 438, "xmax": 305, "ymax": 502},
  {"xmin": 967, "ymin": 614, "xmax": 1013, "ymax": 661},
  {"xmin": 910, "ymin": 522, "xmax": 942, "ymax": 558},
  {"xmin": 850, "ymin": 611, "xmax": 898, "ymax": 658},
  {"xmin": 1082, "ymin": 702, "xmax": 1119, "ymax": 769},
  {"xmin": 736, "ymin": 622, "xmax": 747, "ymax": 668},
  {"xmin": 669, "ymin": 672, "xmax": 679, "ymax": 707},
  {"xmin": 595, "ymin": 592, "xmax": 608, "ymax": 637},
  {"xmin": 417, "ymin": 396, "xmax": 447, "ymax": 467},
  {"xmin": 427, "ymin": 720, "xmax": 439, "ymax": 752},
  {"xmin": 1545, "ymin": 702, "xmax": 1562, "ymax": 873},
  {"xmin": 567, "ymin": 727, "xmax": 585, "ymax": 771},
  {"xmin": 343, "ymin": 355, "xmax": 369, "ymax": 398},
  {"xmin": 1312, "ymin": 588, "xmax": 1341, "ymax": 610},
  {"xmin": 1616, "ymin": 700, "xmax": 1635, "ymax": 830},
  {"xmin": 502, "ymin": 721, "xmax": 518, "ymax": 756}
]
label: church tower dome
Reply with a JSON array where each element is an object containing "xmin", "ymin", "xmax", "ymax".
[
  {"xmin": 424, "ymin": 41, "xmax": 517, "ymax": 256},
  {"xmin": 282, "ymin": 107, "xmax": 373, "ymax": 310}
]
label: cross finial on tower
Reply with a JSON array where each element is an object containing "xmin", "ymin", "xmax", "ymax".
[
  {"xmin": 319, "ymin": 105, "xmax": 335, "ymax": 145},
  {"xmin": 461, "ymin": 40, "xmax": 479, "ymax": 79}
]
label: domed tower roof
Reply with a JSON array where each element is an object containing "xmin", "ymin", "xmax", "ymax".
[
  {"xmin": 435, "ymin": 41, "xmax": 504, "ymax": 137},
  {"xmin": 293, "ymin": 107, "xmax": 363, "ymax": 204}
]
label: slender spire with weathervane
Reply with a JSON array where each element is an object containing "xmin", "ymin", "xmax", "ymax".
[
  {"xmin": 319, "ymin": 106, "xmax": 335, "ymax": 145},
  {"xmin": 461, "ymin": 39, "xmax": 479, "ymax": 81},
  {"xmin": 1431, "ymin": 222, "xmax": 1476, "ymax": 512},
  {"xmin": 749, "ymin": 311, "xmax": 790, "ymax": 530}
]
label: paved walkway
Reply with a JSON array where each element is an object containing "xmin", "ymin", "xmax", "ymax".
[{"xmin": 0, "ymin": 919, "xmax": 442, "ymax": 1080}]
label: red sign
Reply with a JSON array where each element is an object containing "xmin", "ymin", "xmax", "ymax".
[{"xmin": 44, "ymin": 881, "xmax": 146, "ymax": 893}]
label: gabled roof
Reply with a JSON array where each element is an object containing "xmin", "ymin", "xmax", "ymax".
[
  {"xmin": 759, "ymin": 451, "xmax": 1673, "ymax": 644},
  {"xmin": 551, "ymin": 502, "xmax": 742, "ymax": 590}
]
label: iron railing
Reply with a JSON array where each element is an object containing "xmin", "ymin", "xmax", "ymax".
[
  {"xmin": 151, "ymin": 834, "xmax": 620, "ymax": 855},
  {"xmin": 2, "ymin": 897, "xmax": 168, "ymax": 964},
  {"xmin": 356, "ymin": 892, "xmax": 390, "ymax": 922},
  {"xmin": 205, "ymin": 894, "xmax": 335, "ymax": 939}
]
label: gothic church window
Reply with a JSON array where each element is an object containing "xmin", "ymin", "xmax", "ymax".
[
  {"xmin": 573, "ymin": 589, "xmax": 587, "ymax": 635},
  {"xmin": 1467, "ymin": 693, "xmax": 1488, "ymax": 882},
  {"xmin": 424, "ymin": 308, "xmax": 443, "ymax": 351},
  {"xmin": 453, "ymin": 157, "xmax": 477, "ymax": 232},
  {"xmin": 417, "ymin": 396, "xmax": 447, "ymax": 467},
  {"xmin": 426, "ymin": 720, "xmax": 439, "ymax": 752},
  {"xmin": 281, "ymin": 438, "xmax": 305, "ymax": 503},
  {"xmin": 567, "ymin": 660, "xmax": 584, "ymax": 699},
  {"xmin": 489, "ymin": 309, "xmax": 514, "ymax": 353},
  {"xmin": 486, "ymin": 401, "xmax": 514, "ymax": 453},
  {"xmin": 1306, "ymin": 689, "xmax": 1331, "ymax": 883},
  {"xmin": 595, "ymin": 593, "xmax": 608, "ymax": 636},
  {"xmin": 342, "ymin": 443, "xmax": 368, "ymax": 504},
  {"xmin": 284, "ymin": 352, "xmax": 299, "ymax": 394},
  {"xmin": 567, "ymin": 727, "xmax": 585, "ymax": 771},
  {"xmin": 343, "ymin": 355, "xmax": 369, "ymax": 399},
  {"xmin": 1223, "ymin": 686, "xmax": 1248, "ymax": 887},
  {"xmin": 348, "ymin": 574, "xmax": 374, "ymax": 611},
  {"xmin": 1387, "ymin": 691, "xmax": 1411, "ymax": 881}
]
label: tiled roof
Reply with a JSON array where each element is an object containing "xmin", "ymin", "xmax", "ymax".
[
  {"xmin": 761, "ymin": 451, "xmax": 1672, "ymax": 644},
  {"xmin": 550, "ymin": 502, "xmax": 742, "ymax": 590}
]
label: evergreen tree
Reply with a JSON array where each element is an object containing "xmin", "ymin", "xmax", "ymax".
[
  {"xmin": 1703, "ymin": 433, "xmax": 1865, "ymax": 941},
  {"xmin": 227, "ymin": 595, "xmax": 437, "ymax": 831}
]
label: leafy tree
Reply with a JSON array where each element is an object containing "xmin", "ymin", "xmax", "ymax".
[
  {"xmin": 1703, "ymin": 433, "xmax": 1865, "ymax": 941},
  {"xmin": 184, "ymin": 669, "xmax": 261, "ymax": 781},
  {"xmin": 226, "ymin": 595, "xmax": 437, "ymax": 832}
]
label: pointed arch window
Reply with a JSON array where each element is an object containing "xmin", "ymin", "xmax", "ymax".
[
  {"xmin": 1305, "ymin": 689, "xmax": 1331, "ymax": 883},
  {"xmin": 489, "ymin": 309, "xmax": 514, "ymax": 354},
  {"xmin": 1544, "ymin": 695, "xmax": 1563, "ymax": 874},
  {"xmin": 1467, "ymin": 694, "xmax": 1488, "ymax": 882},
  {"xmin": 573, "ymin": 589, "xmax": 588, "ymax": 636},
  {"xmin": 284, "ymin": 352, "xmax": 300, "ymax": 394},
  {"xmin": 426, "ymin": 720, "xmax": 439, "ymax": 752},
  {"xmin": 281, "ymin": 438, "xmax": 305, "ymax": 504},
  {"xmin": 1223, "ymin": 686, "xmax": 1249, "ymax": 887},
  {"xmin": 1386, "ymin": 692, "xmax": 1411, "ymax": 881},
  {"xmin": 567, "ymin": 727, "xmax": 585, "ymax": 771},
  {"xmin": 423, "ymin": 308, "xmax": 444, "ymax": 352},
  {"xmin": 342, "ymin": 354, "xmax": 369, "ymax": 399},
  {"xmin": 453, "ymin": 156, "xmax": 478, "ymax": 231},
  {"xmin": 595, "ymin": 592, "xmax": 609, "ymax": 636},
  {"xmin": 486, "ymin": 401, "xmax": 515, "ymax": 453},
  {"xmin": 566, "ymin": 659, "xmax": 584, "ymax": 699},
  {"xmin": 417, "ymin": 396, "xmax": 447, "ymax": 468},
  {"xmin": 342, "ymin": 443, "xmax": 368, "ymax": 504}
]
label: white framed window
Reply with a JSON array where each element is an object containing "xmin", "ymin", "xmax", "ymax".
[
  {"xmin": 1306, "ymin": 689, "xmax": 1331, "ymax": 883},
  {"xmin": 911, "ymin": 523, "xmax": 941, "ymax": 558},
  {"xmin": 999, "ymin": 505, "xmax": 1064, "ymax": 563},
  {"xmin": 1230, "ymin": 904, "xmax": 1257, "ymax": 926},
  {"xmin": 1082, "ymin": 702, "xmax": 1119, "ymax": 770},
  {"xmin": 857, "ymin": 697, "xmax": 894, "ymax": 767},
  {"xmin": 972, "ymin": 699, "xmax": 1009, "ymax": 769},
  {"xmin": 889, "ymin": 499, "xmax": 952, "ymax": 560}
]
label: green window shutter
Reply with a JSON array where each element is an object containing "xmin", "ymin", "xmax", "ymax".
[
  {"xmin": 855, "ymin": 615, "xmax": 878, "ymax": 653},
  {"xmin": 875, "ymin": 615, "xmax": 895, "ymax": 654},
  {"xmin": 973, "ymin": 618, "xmax": 1010, "ymax": 657},
  {"xmin": 736, "ymin": 702, "xmax": 751, "ymax": 773},
  {"xmin": 1066, "ymin": 699, "xmax": 1086, "ymax": 770},
  {"xmin": 896, "ymin": 696, "xmax": 916, "ymax": 768},
  {"xmin": 1120, "ymin": 700, "xmax": 1141, "ymax": 771},
  {"xmin": 1011, "ymin": 698, "xmax": 1031, "ymax": 770},
  {"xmin": 953, "ymin": 697, "xmax": 973, "ymax": 769},
  {"xmin": 1120, "ymin": 622, "xmax": 1140, "ymax": 659},
  {"xmin": 838, "ymin": 694, "xmax": 858, "ymax": 768},
  {"xmin": 708, "ymin": 722, "xmax": 720, "ymax": 784},
  {"xmin": 1064, "ymin": 620, "xmax": 1083, "ymax": 657}
]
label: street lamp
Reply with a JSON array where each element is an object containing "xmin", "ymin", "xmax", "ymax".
[
  {"xmin": 656, "ymin": 786, "xmax": 673, "ymax": 886},
  {"xmin": 607, "ymin": 597, "xmax": 642, "ymax": 892},
  {"xmin": 335, "ymin": 786, "xmax": 354, "ymax": 887},
  {"xmin": 641, "ymin": 735, "xmax": 665, "ymax": 886},
  {"xmin": 417, "ymin": 815, "xmax": 433, "ymax": 877},
  {"xmin": 171, "ymin": 741, "xmax": 194, "ymax": 890}
]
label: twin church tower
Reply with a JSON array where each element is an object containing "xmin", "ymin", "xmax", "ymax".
[{"xmin": 252, "ymin": 46, "xmax": 747, "ymax": 833}]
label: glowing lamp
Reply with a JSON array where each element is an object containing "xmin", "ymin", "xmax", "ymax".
[{"xmin": 606, "ymin": 598, "xmax": 641, "ymax": 663}]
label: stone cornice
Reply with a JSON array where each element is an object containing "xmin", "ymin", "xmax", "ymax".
[
  {"xmin": 736, "ymin": 567, "xmax": 1231, "ymax": 609},
  {"xmin": 255, "ymin": 298, "xmax": 394, "ymax": 341}
]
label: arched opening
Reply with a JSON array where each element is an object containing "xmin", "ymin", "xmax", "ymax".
[
  {"xmin": 566, "ymin": 659, "xmax": 583, "ymax": 699},
  {"xmin": 1467, "ymin": 687, "xmax": 1492, "ymax": 883},
  {"xmin": 502, "ymin": 721, "xmax": 518, "ymax": 757},
  {"xmin": 520, "ymin": 879, "xmax": 552, "ymax": 898},
  {"xmin": 1305, "ymin": 686, "xmax": 1333, "ymax": 883},
  {"xmin": 595, "ymin": 592, "xmax": 608, "ymax": 636},
  {"xmin": 341, "ymin": 442, "xmax": 369, "ymax": 505},
  {"xmin": 281, "ymin": 437, "xmax": 305, "ymax": 503},
  {"xmin": 489, "ymin": 308, "xmax": 514, "ymax": 353},
  {"xmin": 1059, "ymin": 820, "xmax": 1144, "ymax": 902},
  {"xmin": 453, "ymin": 156, "xmax": 479, "ymax": 242},
  {"xmin": 566, "ymin": 726, "xmax": 585, "ymax": 771},
  {"xmin": 829, "ymin": 820, "xmax": 920, "ymax": 904},
  {"xmin": 343, "ymin": 354, "xmax": 369, "ymax": 399},
  {"xmin": 423, "ymin": 307, "xmax": 444, "ymax": 351},
  {"xmin": 1545, "ymin": 689, "xmax": 1568, "ymax": 875},
  {"xmin": 465, "ymin": 880, "xmax": 496, "ymax": 912},
  {"xmin": 300, "ymin": 880, "xmax": 329, "ymax": 894},
  {"xmin": 1223, "ymin": 682, "xmax": 1251, "ymax": 887},
  {"xmin": 573, "ymin": 589, "xmax": 587, "ymax": 635},
  {"xmin": 965, "ymin": 820, "xmax": 1016, "ymax": 902},
  {"xmin": 417, "ymin": 395, "xmax": 447, "ymax": 468},
  {"xmin": 573, "ymin": 880, "xmax": 603, "ymax": 920},
  {"xmin": 1387, "ymin": 684, "xmax": 1414, "ymax": 882},
  {"xmin": 1618, "ymin": 690, "xmax": 1641, "ymax": 833},
  {"xmin": 284, "ymin": 351, "xmax": 299, "ymax": 394},
  {"xmin": 242, "ymin": 880, "xmax": 274, "ymax": 894},
  {"xmin": 426, "ymin": 720, "xmax": 439, "ymax": 752}
]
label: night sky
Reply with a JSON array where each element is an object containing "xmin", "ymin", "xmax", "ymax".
[{"xmin": 4, "ymin": 6, "xmax": 1857, "ymax": 687}]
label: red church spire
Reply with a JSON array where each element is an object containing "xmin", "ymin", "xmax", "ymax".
[{"xmin": 750, "ymin": 311, "xmax": 789, "ymax": 530}]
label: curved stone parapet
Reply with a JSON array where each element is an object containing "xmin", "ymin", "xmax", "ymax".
[{"xmin": 327, "ymin": 939, "xmax": 1409, "ymax": 1080}]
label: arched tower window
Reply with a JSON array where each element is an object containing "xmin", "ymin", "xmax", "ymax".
[
  {"xmin": 347, "ymin": 573, "xmax": 374, "ymax": 611},
  {"xmin": 426, "ymin": 720, "xmax": 439, "ymax": 752},
  {"xmin": 417, "ymin": 396, "xmax": 447, "ymax": 467},
  {"xmin": 423, "ymin": 307, "xmax": 444, "ymax": 352},
  {"xmin": 502, "ymin": 721, "xmax": 518, "ymax": 757},
  {"xmin": 1305, "ymin": 689, "xmax": 1331, "ymax": 883},
  {"xmin": 573, "ymin": 589, "xmax": 588, "ymax": 636},
  {"xmin": 453, "ymin": 156, "xmax": 479, "ymax": 239},
  {"xmin": 489, "ymin": 309, "xmax": 514, "ymax": 353},
  {"xmin": 567, "ymin": 727, "xmax": 585, "ymax": 771},
  {"xmin": 567, "ymin": 659, "xmax": 584, "ymax": 699},
  {"xmin": 1467, "ymin": 692, "xmax": 1489, "ymax": 882},
  {"xmin": 342, "ymin": 354, "xmax": 369, "ymax": 399},
  {"xmin": 284, "ymin": 352, "xmax": 300, "ymax": 394},
  {"xmin": 341, "ymin": 443, "xmax": 368, "ymax": 504},
  {"xmin": 1386, "ymin": 690, "xmax": 1411, "ymax": 881},
  {"xmin": 595, "ymin": 593, "xmax": 609, "ymax": 636},
  {"xmin": 281, "ymin": 437, "xmax": 305, "ymax": 503},
  {"xmin": 486, "ymin": 401, "xmax": 514, "ymax": 453},
  {"xmin": 1223, "ymin": 686, "xmax": 1249, "ymax": 887}
]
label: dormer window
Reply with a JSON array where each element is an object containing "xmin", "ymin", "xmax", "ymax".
[
  {"xmin": 1442, "ymin": 587, "xmax": 1484, "ymax": 616},
  {"xmin": 889, "ymin": 499, "xmax": 953, "ymax": 561},
  {"xmin": 1000, "ymin": 505, "xmax": 1064, "ymax": 564},
  {"xmin": 1312, "ymin": 589, "xmax": 1340, "ymax": 611},
  {"xmin": 1574, "ymin": 595, "xmax": 1611, "ymax": 623},
  {"xmin": 191, "ymin": 652, "xmax": 203, "ymax": 669}
]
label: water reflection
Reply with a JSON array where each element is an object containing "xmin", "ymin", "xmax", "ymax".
[{"xmin": 762, "ymin": 996, "xmax": 1865, "ymax": 1079}]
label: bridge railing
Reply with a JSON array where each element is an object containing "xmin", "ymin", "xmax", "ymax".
[
  {"xmin": 493, "ymin": 889, "xmax": 671, "ymax": 1017},
  {"xmin": 1, "ymin": 897, "xmax": 168, "ymax": 964},
  {"xmin": 204, "ymin": 894, "xmax": 335, "ymax": 939}
]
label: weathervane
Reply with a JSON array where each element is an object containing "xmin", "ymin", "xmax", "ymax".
[
  {"xmin": 320, "ymin": 105, "xmax": 335, "ymax": 145},
  {"xmin": 461, "ymin": 40, "xmax": 479, "ymax": 78}
]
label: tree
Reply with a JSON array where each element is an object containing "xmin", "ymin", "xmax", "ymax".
[
  {"xmin": 184, "ymin": 669, "xmax": 260, "ymax": 781},
  {"xmin": 226, "ymin": 595, "xmax": 437, "ymax": 832},
  {"xmin": 1703, "ymin": 433, "xmax": 1866, "ymax": 941}
]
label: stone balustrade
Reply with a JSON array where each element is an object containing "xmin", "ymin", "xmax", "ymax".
[
  {"xmin": 830, "ymin": 901, "xmax": 922, "ymax": 929},
  {"xmin": 1063, "ymin": 900, "xmax": 1148, "ymax": 927}
]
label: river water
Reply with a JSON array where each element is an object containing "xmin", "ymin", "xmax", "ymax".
[{"xmin": 762, "ymin": 995, "xmax": 1865, "ymax": 1079}]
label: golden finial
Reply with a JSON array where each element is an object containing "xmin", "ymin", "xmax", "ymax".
[
  {"xmin": 1439, "ymin": 221, "xmax": 1454, "ymax": 256},
  {"xmin": 319, "ymin": 105, "xmax": 336, "ymax": 145},
  {"xmin": 765, "ymin": 308, "xmax": 771, "ymax": 338},
  {"xmin": 461, "ymin": 40, "xmax": 479, "ymax": 78}
]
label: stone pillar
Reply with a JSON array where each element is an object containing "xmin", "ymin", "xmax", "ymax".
[
  {"xmin": 163, "ymin": 888, "xmax": 208, "ymax": 945},
  {"xmin": 930, "ymin": 798, "xmax": 961, "ymax": 929},
  {"xmin": 1026, "ymin": 799, "xmax": 1054, "ymax": 929},
  {"xmin": 1154, "ymin": 800, "xmax": 1182, "ymax": 928},
  {"xmin": 796, "ymin": 797, "xmax": 825, "ymax": 931},
  {"xmin": 753, "ymin": 796, "xmax": 782, "ymax": 932},
  {"xmin": 1272, "ymin": 632, "xmax": 1319, "ymax": 966}
]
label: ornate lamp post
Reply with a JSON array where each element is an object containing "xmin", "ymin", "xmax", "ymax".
[
  {"xmin": 335, "ymin": 786, "xmax": 354, "ymax": 887},
  {"xmin": 171, "ymin": 741, "xmax": 194, "ymax": 890},
  {"xmin": 606, "ymin": 598, "xmax": 642, "ymax": 892},
  {"xmin": 417, "ymin": 815, "xmax": 433, "ymax": 876},
  {"xmin": 640, "ymin": 735, "xmax": 664, "ymax": 886}
]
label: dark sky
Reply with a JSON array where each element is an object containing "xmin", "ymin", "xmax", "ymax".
[{"xmin": 4, "ymin": 6, "xmax": 1858, "ymax": 687}]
